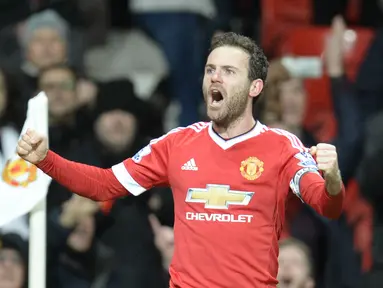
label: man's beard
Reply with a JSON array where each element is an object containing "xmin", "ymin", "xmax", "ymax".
[{"xmin": 203, "ymin": 85, "xmax": 250, "ymax": 128}]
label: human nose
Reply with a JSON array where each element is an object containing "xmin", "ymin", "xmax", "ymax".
[{"xmin": 211, "ymin": 69, "xmax": 223, "ymax": 83}]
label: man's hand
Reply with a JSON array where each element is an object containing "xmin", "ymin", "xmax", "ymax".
[
  {"xmin": 324, "ymin": 15, "xmax": 347, "ymax": 77},
  {"xmin": 149, "ymin": 214, "xmax": 174, "ymax": 270},
  {"xmin": 60, "ymin": 195, "xmax": 100, "ymax": 228},
  {"xmin": 76, "ymin": 79, "xmax": 98, "ymax": 108},
  {"xmin": 310, "ymin": 143, "xmax": 338, "ymax": 175},
  {"xmin": 16, "ymin": 129, "xmax": 48, "ymax": 165},
  {"xmin": 310, "ymin": 143, "xmax": 342, "ymax": 195}
]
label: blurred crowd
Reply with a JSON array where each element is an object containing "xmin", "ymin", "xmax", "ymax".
[{"xmin": 1, "ymin": 0, "xmax": 383, "ymax": 287}]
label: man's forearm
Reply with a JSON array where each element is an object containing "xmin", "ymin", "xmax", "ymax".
[
  {"xmin": 300, "ymin": 172, "xmax": 344, "ymax": 219},
  {"xmin": 37, "ymin": 150, "xmax": 128, "ymax": 201}
]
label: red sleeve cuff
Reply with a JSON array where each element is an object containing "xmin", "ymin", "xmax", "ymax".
[{"xmin": 36, "ymin": 150, "xmax": 55, "ymax": 172}]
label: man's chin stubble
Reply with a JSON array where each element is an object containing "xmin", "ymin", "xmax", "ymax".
[{"xmin": 209, "ymin": 113, "xmax": 230, "ymax": 127}]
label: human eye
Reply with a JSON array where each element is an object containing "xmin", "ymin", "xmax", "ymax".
[
  {"xmin": 205, "ymin": 67, "xmax": 214, "ymax": 74},
  {"xmin": 224, "ymin": 68, "xmax": 235, "ymax": 75}
]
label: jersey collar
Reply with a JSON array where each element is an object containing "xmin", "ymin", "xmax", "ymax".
[{"xmin": 207, "ymin": 121, "xmax": 264, "ymax": 150}]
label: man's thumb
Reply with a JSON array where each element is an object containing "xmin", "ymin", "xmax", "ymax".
[
  {"xmin": 309, "ymin": 146, "xmax": 317, "ymax": 156},
  {"xmin": 27, "ymin": 129, "xmax": 42, "ymax": 145}
]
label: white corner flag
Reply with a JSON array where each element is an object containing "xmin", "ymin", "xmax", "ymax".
[{"xmin": 0, "ymin": 92, "xmax": 51, "ymax": 226}]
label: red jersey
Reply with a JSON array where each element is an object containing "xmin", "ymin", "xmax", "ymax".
[{"xmin": 111, "ymin": 121, "xmax": 344, "ymax": 288}]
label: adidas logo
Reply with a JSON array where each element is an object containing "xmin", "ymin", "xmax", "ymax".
[{"xmin": 181, "ymin": 158, "xmax": 198, "ymax": 171}]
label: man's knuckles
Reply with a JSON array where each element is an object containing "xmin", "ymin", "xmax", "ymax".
[{"xmin": 317, "ymin": 143, "xmax": 336, "ymax": 150}]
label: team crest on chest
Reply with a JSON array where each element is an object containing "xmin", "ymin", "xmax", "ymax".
[{"xmin": 240, "ymin": 157, "xmax": 264, "ymax": 180}]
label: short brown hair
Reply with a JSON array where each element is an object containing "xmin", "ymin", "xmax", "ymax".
[
  {"xmin": 210, "ymin": 32, "xmax": 269, "ymax": 84},
  {"xmin": 279, "ymin": 237, "xmax": 313, "ymax": 276}
]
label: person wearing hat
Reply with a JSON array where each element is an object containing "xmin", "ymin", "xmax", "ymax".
[
  {"xmin": 17, "ymin": 9, "xmax": 69, "ymax": 104},
  {"xmin": 0, "ymin": 233, "xmax": 27, "ymax": 288},
  {"xmin": 92, "ymin": 80, "xmax": 169, "ymax": 288}
]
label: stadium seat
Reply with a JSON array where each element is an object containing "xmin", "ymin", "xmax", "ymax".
[
  {"xmin": 261, "ymin": 0, "xmax": 312, "ymax": 56},
  {"xmin": 278, "ymin": 26, "xmax": 374, "ymax": 141}
]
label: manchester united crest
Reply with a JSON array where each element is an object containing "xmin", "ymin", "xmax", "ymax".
[
  {"xmin": 2, "ymin": 158, "xmax": 37, "ymax": 187},
  {"xmin": 240, "ymin": 157, "xmax": 264, "ymax": 180}
]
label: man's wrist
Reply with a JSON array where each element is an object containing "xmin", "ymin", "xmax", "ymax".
[{"xmin": 324, "ymin": 169, "xmax": 342, "ymax": 196}]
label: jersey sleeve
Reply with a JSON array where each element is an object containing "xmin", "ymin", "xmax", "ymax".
[
  {"xmin": 112, "ymin": 129, "xmax": 179, "ymax": 196},
  {"xmin": 278, "ymin": 131, "xmax": 344, "ymax": 219}
]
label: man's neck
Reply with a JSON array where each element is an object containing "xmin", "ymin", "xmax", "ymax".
[{"xmin": 213, "ymin": 113, "xmax": 256, "ymax": 139}]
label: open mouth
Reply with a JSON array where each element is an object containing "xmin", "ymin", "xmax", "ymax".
[
  {"xmin": 209, "ymin": 88, "xmax": 224, "ymax": 107},
  {"xmin": 212, "ymin": 89, "xmax": 223, "ymax": 101}
]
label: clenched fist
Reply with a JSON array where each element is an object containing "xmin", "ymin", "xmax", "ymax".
[
  {"xmin": 310, "ymin": 143, "xmax": 342, "ymax": 195},
  {"xmin": 17, "ymin": 129, "xmax": 48, "ymax": 165},
  {"xmin": 309, "ymin": 143, "xmax": 339, "ymax": 176}
]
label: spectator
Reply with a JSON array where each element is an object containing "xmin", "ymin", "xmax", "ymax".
[
  {"xmin": 92, "ymin": 88, "xmax": 168, "ymax": 288},
  {"xmin": 262, "ymin": 16, "xmax": 364, "ymax": 288},
  {"xmin": 278, "ymin": 238, "xmax": 314, "ymax": 288},
  {"xmin": 95, "ymin": 79, "xmax": 163, "ymax": 144},
  {"xmin": 17, "ymin": 10, "xmax": 69, "ymax": 103},
  {"xmin": 262, "ymin": 16, "xmax": 362, "ymax": 188},
  {"xmin": 37, "ymin": 64, "xmax": 101, "ymax": 210},
  {"xmin": 0, "ymin": 233, "xmax": 28, "ymax": 288},
  {"xmin": 48, "ymin": 195, "xmax": 118, "ymax": 288}
]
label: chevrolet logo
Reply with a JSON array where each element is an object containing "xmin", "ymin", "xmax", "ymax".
[{"xmin": 186, "ymin": 184, "xmax": 254, "ymax": 209}]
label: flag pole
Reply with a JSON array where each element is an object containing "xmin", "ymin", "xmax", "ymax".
[
  {"xmin": 28, "ymin": 199, "xmax": 46, "ymax": 288},
  {"xmin": 28, "ymin": 93, "xmax": 49, "ymax": 288}
]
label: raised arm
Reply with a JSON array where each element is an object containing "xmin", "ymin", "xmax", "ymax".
[
  {"xmin": 17, "ymin": 127, "xmax": 175, "ymax": 201},
  {"xmin": 37, "ymin": 150, "xmax": 126, "ymax": 201},
  {"xmin": 329, "ymin": 76, "xmax": 363, "ymax": 184},
  {"xmin": 325, "ymin": 16, "xmax": 363, "ymax": 184}
]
